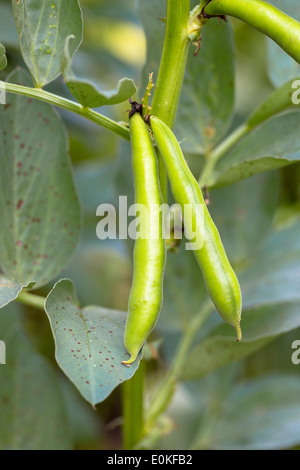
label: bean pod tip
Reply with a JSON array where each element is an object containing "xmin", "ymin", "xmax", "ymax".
[{"xmin": 236, "ymin": 322, "xmax": 242, "ymax": 342}]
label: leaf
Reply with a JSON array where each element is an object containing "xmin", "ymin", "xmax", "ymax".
[
  {"xmin": 240, "ymin": 219, "xmax": 300, "ymax": 308},
  {"xmin": 175, "ymin": 18, "xmax": 235, "ymax": 154},
  {"xmin": 208, "ymin": 171, "xmax": 280, "ymax": 265},
  {"xmin": 182, "ymin": 218, "xmax": 300, "ymax": 380},
  {"xmin": 0, "ymin": 303, "xmax": 72, "ymax": 450},
  {"xmin": 75, "ymin": 160, "xmax": 118, "ymax": 214},
  {"xmin": 12, "ymin": 0, "xmax": 83, "ymax": 87},
  {"xmin": 61, "ymin": 35, "xmax": 136, "ymax": 108},
  {"xmin": 0, "ymin": 69, "xmax": 81, "ymax": 288},
  {"xmin": 208, "ymin": 110, "xmax": 300, "ymax": 187},
  {"xmin": 206, "ymin": 375, "xmax": 300, "ymax": 450},
  {"xmin": 182, "ymin": 301, "xmax": 300, "ymax": 380},
  {"xmin": 0, "ymin": 4, "xmax": 19, "ymax": 47},
  {"xmin": 158, "ymin": 244, "xmax": 208, "ymax": 334},
  {"xmin": 0, "ymin": 276, "xmax": 32, "ymax": 309},
  {"xmin": 266, "ymin": 0, "xmax": 300, "ymax": 87},
  {"xmin": 45, "ymin": 279, "xmax": 142, "ymax": 406},
  {"xmin": 0, "ymin": 44, "xmax": 7, "ymax": 71},
  {"xmin": 247, "ymin": 76, "xmax": 300, "ymax": 129}
]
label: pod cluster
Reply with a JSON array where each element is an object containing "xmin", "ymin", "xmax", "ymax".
[{"xmin": 122, "ymin": 103, "xmax": 242, "ymax": 365}]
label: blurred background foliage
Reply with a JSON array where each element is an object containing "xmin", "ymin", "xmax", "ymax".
[{"xmin": 0, "ymin": 0, "xmax": 300, "ymax": 450}]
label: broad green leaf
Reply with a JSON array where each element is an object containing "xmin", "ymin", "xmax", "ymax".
[
  {"xmin": 0, "ymin": 44, "xmax": 7, "ymax": 71},
  {"xmin": 158, "ymin": 244, "xmax": 208, "ymax": 334},
  {"xmin": 247, "ymin": 77, "xmax": 300, "ymax": 129},
  {"xmin": 209, "ymin": 171, "xmax": 280, "ymax": 265},
  {"xmin": 75, "ymin": 161, "xmax": 118, "ymax": 214},
  {"xmin": 45, "ymin": 279, "xmax": 142, "ymax": 406},
  {"xmin": 0, "ymin": 304, "xmax": 72, "ymax": 450},
  {"xmin": 61, "ymin": 35, "xmax": 136, "ymax": 108},
  {"xmin": 181, "ymin": 332, "xmax": 266, "ymax": 381},
  {"xmin": 0, "ymin": 69, "xmax": 81, "ymax": 288},
  {"xmin": 208, "ymin": 110, "xmax": 300, "ymax": 187},
  {"xmin": 182, "ymin": 218, "xmax": 300, "ymax": 379},
  {"xmin": 240, "ymin": 219, "xmax": 300, "ymax": 308},
  {"xmin": 60, "ymin": 377, "xmax": 102, "ymax": 446},
  {"xmin": 267, "ymin": 0, "xmax": 300, "ymax": 87},
  {"xmin": 0, "ymin": 276, "xmax": 32, "ymax": 309},
  {"xmin": 175, "ymin": 18, "xmax": 235, "ymax": 154},
  {"xmin": 0, "ymin": 4, "xmax": 18, "ymax": 47},
  {"xmin": 12, "ymin": 0, "xmax": 83, "ymax": 87},
  {"xmin": 205, "ymin": 375, "xmax": 300, "ymax": 450},
  {"xmin": 182, "ymin": 301, "xmax": 300, "ymax": 380}
]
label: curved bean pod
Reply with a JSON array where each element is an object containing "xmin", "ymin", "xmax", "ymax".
[
  {"xmin": 150, "ymin": 115, "xmax": 242, "ymax": 340},
  {"xmin": 203, "ymin": 0, "xmax": 300, "ymax": 64},
  {"xmin": 122, "ymin": 106, "xmax": 166, "ymax": 365}
]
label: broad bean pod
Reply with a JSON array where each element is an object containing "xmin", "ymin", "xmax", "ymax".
[
  {"xmin": 122, "ymin": 105, "xmax": 166, "ymax": 365},
  {"xmin": 150, "ymin": 115, "xmax": 242, "ymax": 340}
]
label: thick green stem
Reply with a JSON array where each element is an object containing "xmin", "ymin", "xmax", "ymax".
[
  {"xmin": 203, "ymin": 0, "xmax": 300, "ymax": 63},
  {"xmin": 122, "ymin": 0, "xmax": 191, "ymax": 445},
  {"xmin": 145, "ymin": 301, "xmax": 213, "ymax": 431},
  {"xmin": 151, "ymin": 0, "xmax": 191, "ymax": 202},
  {"xmin": 151, "ymin": 0, "xmax": 190, "ymax": 127},
  {"xmin": 122, "ymin": 359, "xmax": 145, "ymax": 450},
  {"xmin": 199, "ymin": 123, "xmax": 248, "ymax": 186},
  {"xmin": 16, "ymin": 291, "xmax": 46, "ymax": 311},
  {"xmin": 0, "ymin": 81, "xmax": 130, "ymax": 141}
]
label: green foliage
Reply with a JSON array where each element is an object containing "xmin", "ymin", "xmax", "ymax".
[
  {"xmin": 0, "ymin": 69, "xmax": 81, "ymax": 288},
  {"xmin": 61, "ymin": 35, "xmax": 137, "ymax": 108},
  {"xmin": 0, "ymin": 276, "xmax": 30, "ymax": 309},
  {"xmin": 267, "ymin": 0, "xmax": 300, "ymax": 86},
  {"xmin": 12, "ymin": 0, "xmax": 83, "ymax": 87},
  {"xmin": 0, "ymin": 0, "xmax": 300, "ymax": 451},
  {"xmin": 45, "ymin": 279, "xmax": 142, "ymax": 406},
  {"xmin": 175, "ymin": 18, "xmax": 235, "ymax": 154},
  {"xmin": 0, "ymin": 304, "xmax": 72, "ymax": 450},
  {"xmin": 208, "ymin": 111, "xmax": 300, "ymax": 187}
]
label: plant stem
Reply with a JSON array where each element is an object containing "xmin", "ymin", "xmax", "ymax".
[
  {"xmin": 122, "ymin": 359, "xmax": 145, "ymax": 450},
  {"xmin": 150, "ymin": 0, "xmax": 191, "ymax": 202},
  {"xmin": 199, "ymin": 123, "xmax": 248, "ymax": 186},
  {"xmin": 151, "ymin": 0, "xmax": 190, "ymax": 127},
  {"xmin": 145, "ymin": 300, "xmax": 213, "ymax": 431},
  {"xmin": 16, "ymin": 291, "xmax": 46, "ymax": 311},
  {"xmin": 203, "ymin": 0, "xmax": 300, "ymax": 63},
  {"xmin": 0, "ymin": 81, "xmax": 130, "ymax": 141},
  {"xmin": 122, "ymin": 0, "xmax": 191, "ymax": 446}
]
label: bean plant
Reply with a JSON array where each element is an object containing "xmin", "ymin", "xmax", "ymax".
[{"xmin": 0, "ymin": 0, "xmax": 300, "ymax": 451}]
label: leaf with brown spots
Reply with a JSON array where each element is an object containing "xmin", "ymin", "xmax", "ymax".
[
  {"xmin": 12, "ymin": 0, "xmax": 82, "ymax": 87},
  {"xmin": 0, "ymin": 303, "xmax": 72, "ymax": 450},
  {"xmin": 0, "ymin": 275, "xmax": 34, "ymax": 309},
  {"xmin": 0, "ymin": 69, "xmax": 81, "ymax": 288},
  {"xmin": 45, "ymin": 279, "xmax": 142, "ymax": 406}
]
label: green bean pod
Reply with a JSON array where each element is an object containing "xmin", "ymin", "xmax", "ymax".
[
  {"xmin": 122, "ymin": 107, "xmax": 166, "ymax": 365},
  {"xmin": 203, "ymin": 0, "xmax": 300, "ymax": 64},
  {"xmin": 150, "ymin": 115, "xmax": 242, "ymax": 340}
]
